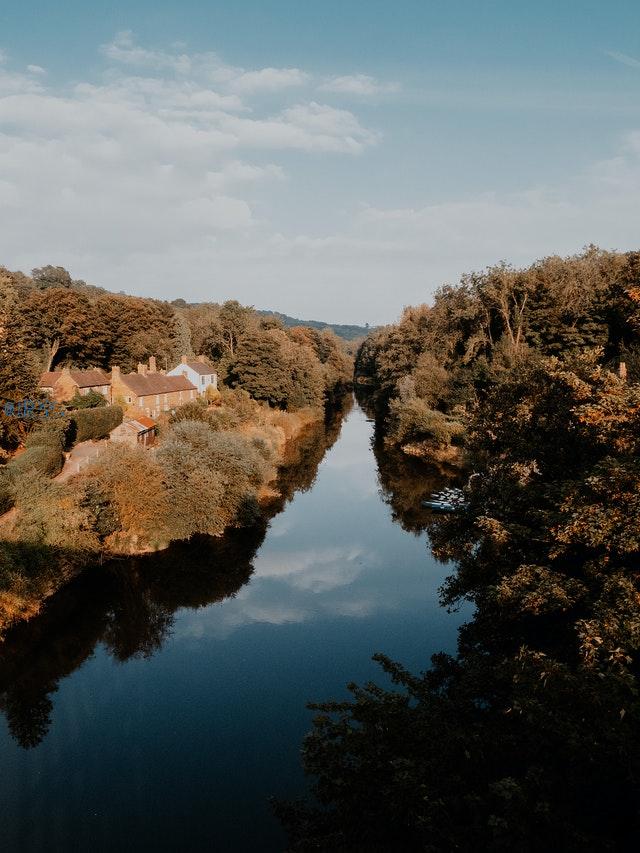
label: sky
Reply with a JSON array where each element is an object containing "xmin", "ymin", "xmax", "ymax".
[{"xmin": 1, "ymin": 1, "xmax": 640, "ymax": 325}]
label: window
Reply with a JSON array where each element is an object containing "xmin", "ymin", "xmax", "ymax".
[
  {"xmin": 201, "ymin": 376, "xmax": 205, "ymax": 385},
  {"xmin": 139, "ymin": 396, "xmax": 144, "ymax": 405}
]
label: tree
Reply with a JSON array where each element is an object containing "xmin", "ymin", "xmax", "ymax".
[
  {"xmin": 227, "ymin": 330, "xmax": 291, "ymax": 407},
  {"xmin": 19, "ymin": 287, "xmax": 107, "ymax": 370}
]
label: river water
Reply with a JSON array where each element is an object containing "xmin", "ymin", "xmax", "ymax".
[{"xmin": 0, "ymin": 399, "xmax": 467, "ymax": 852}]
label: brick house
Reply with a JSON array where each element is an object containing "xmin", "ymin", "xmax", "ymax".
[
  {"xmin": 167, "ymin": 355, "xmax": 217, "ymax": 396},
  {"xmin": 110, "ymin": 357, "xmax": 198, "ymax": 418},
  {"xmin": 39, "ymin": 367, "xmax": 111, "ymax": 402},
  {"xmin": 110, "ymin": 415, "xmax": 157, "ymax": 447}
]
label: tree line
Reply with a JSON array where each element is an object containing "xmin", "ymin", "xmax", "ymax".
[
  {"xmin": 279, "ymin": 247, "xmax": 640, "ymax": 850},
  {"xmin": 0, "ymin": 264, "xmax": 352, "ymax": 455},
  {"xmin": 355, "ymin": 246, "xmax": 640, "ymax": 455}
]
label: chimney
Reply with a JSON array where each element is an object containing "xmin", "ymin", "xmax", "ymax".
[
  {"xmin": 148, "ymin": 356, "xmax": 157, "ymax": 373},
  {"xmin": 619, "ymin": 361, "xmax": 627, "ymax": 382},
  {"xmin": 62, "ymin": 366, "xmax": 72, "ymax": 376},
  {"xmin": 181, "ymin": 355, "xmax": 188, "ymax": 364},
  {"xmin": 197, "ymin": 355, "xmax": 206, "ymax": 364},
  {"xmin": 137, "ymin": 362, "xmax": 147, "ymax": 375}
]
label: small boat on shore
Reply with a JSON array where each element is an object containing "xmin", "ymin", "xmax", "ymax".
[{"xmin": 422, "ymin": 487, "xmax": 467, "ymax": 513}]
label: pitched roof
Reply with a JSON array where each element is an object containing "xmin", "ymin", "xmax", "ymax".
[
  {"xmin": 135, "ymin": 415, "xmax": 157, "ymax": 429},
  {"xmin": 171, "ymin": 360, "xmax": 215, "ymax": 376},
  {"xmin": 117, "ymin": 372, "xmax": 197, "ymax": 395},
  {"xmin": 39, "ymin": 369, "xmax": 110, "ymax": 388},
  {"xmin": 40, "ymin": 371, "xmax": 61, "ymax": 387},
  {"xmin": 186, "ymin": 361, "xmax": 215, "ymax": 376}
]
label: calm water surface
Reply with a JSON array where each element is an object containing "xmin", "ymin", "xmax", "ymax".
[{"xmin": 0, "ymin": 400, "xmax": 467, "ymax": 852}]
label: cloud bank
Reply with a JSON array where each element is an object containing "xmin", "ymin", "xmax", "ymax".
[{"xmin": 0, "ymin": 32, "xmax": 639, "ymax": 323}]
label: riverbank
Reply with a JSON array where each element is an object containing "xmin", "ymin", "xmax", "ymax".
[{"xmin": 0, "ymin": 397, "xmax": 331, "ymax": 641}]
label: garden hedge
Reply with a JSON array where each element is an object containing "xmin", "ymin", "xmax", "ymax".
[{"xmin": 70, "ymin": 405, "xmax": 123, "ymax": 443}]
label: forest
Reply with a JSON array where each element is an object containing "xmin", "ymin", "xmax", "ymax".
[
  {"xmin": 0, "ymin": 263, "xmax": 353, "ymax": 639},
  {"xmin": 279, "ymin": 247, "xmax": 640, "ymax": 851}
]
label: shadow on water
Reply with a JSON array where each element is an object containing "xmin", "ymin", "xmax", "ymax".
[{"xmin": 0, "ymin": 396, "xmax": 352, "ymax": 750}]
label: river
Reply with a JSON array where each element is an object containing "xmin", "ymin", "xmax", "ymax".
[{"xmin": 0, "ymin": 398, "xmax": 467, "ymax": 852}]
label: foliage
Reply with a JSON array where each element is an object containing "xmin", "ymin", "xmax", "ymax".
[
  {"xmin": 24, "ymin": 418, "xmax": 73, "ymax": 451},
  {"xmin": 387, "ymin": 396, "xmax": 465, "ymax": 448},
  {"xmin": 79, "ymin": 444, "xmax": 170, "ymax": 549},
  {"xmin": 67, "ymin": 389, "xmax": 107, "ymax": 409},
  {"xmin": 69, "ymin": 405, "xmax": 123, "ymax": 442},
  {"xmin": 0, "ymin": 466, "xmax": 12, "ymax": 514},
  {"xmin": 356, "ymin": 247, "xmax": 640, "ymax": 455},
  {"xmin": 7, "ymin": 445, "xmax": 64, "ymax": 479},
  {"xmin": 284, "ymin": 356, "xmax": 640, "ymax": 850}
]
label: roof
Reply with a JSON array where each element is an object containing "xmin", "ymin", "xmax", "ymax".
[
  {"xmin": 39, "ymin": 369, "xmax": 110, "ymax": 388},
  {"xmin": 114, "ymin": 418, "xmax": 156, "ymax": 434},
  {"xmin": 171, "ymin": 360, "xmax": 215, "ymax": 376},
  {"xmin": 117, "ymin": 372, "xmax": 197, "ymax": 396},
  {"xmin": 135, "ymin": 415, "xmax": 157, "ymax": 429}
]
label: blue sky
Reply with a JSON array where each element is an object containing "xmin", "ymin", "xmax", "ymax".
[{"xmin": 1, "ymin": 1, "xmax": 640, "ymax": 323}]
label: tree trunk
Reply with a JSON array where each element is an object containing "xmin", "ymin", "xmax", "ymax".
[{"xmin": 46, "ymin": 339, "xmax": 60, "ymax": 371}]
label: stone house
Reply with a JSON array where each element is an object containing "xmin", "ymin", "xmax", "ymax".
[
  {"xmin": 110, "ymin": 357, "xmax": 198, "ymax": 418},
  {"xmin": 39, "ymin": 367, "xmax": 111, "ymax": 402},
  {"xmin": 167, "ymin": 355, "xmax": 217, "ymax": 396}
]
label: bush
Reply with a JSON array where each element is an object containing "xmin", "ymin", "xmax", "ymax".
[
  {"xmin": 24, "ymin": 418, "xmax": 73, "ymax": 451},
  {"xmin": 8, "ymin": 444, "xmax": 64, "ymax": 478},
  {"xmin": 0, "ymin": 466, "xmax": 12, "ymax": 514},
  {"xmin": 70, "ymin": 405, "xmax": 123, "ymax": 442},
  {"xmin": 168, "ymin": 400, "xmax": 208, "ymax": 425},
  {"xmin": 388, "ymin": 396, "xmax": 465, "ymax": 448},
  {"xmin": 67, "ymin": 389, "xmax": 107, "ymax": 410}
]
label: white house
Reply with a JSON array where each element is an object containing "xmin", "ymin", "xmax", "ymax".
[{"xmin": 167, "ymin": 355, "xmax": 217, "ymax": 395}]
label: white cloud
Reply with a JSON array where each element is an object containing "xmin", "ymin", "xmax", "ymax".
[
  {"xmin": 231, "ymin": 67, "xmax": 310, "ymax": 94},
  {"xmin": 1, "ymin": 32, "xmax": 640, "ymax": 325},
  {"xmin": 102, "ymin": 31, "xmax": 309, "ymax": 96},
  {"xmin": 102, "ymin": 30, "xmax": 195, "ymax": 74},
  {"xmin": 605, "ymin": 50, "xmax": 640, "ymax": 69},
  {"xmin": 319, "ymin": 73, "xmax": 399, "ymax": 96},
  {"xmin": 26, "ymin": 64, "xmax": 46, "ymax": 75}
]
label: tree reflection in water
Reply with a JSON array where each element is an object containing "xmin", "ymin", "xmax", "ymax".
[{"xmin": 0, "ymin": 397, "xmax": 351, "ymax": 749}]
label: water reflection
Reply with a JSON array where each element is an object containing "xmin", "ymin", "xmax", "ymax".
[
  {"xmin": 0, "ymin": 400, "xmax": 350, "ymax": 749},
  {"xmin": 0, "ymin": 397, "xmax": 466, "ymax": 853}
]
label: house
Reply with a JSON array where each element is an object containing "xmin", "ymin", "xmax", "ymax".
[
  {"xmin": 110, "ymin": 357, "xmax": 198, "ymax": 418},
  {"xmin": 110, "ymin": 415, "xmax": 156, "ymax": 447},
  {"xmin": 167, "ymin": 355, "xmax": 217, "ymax": 396},
  {"xmin": 39, "ymin": 367, "xmax": 111, "ymax": 402}
]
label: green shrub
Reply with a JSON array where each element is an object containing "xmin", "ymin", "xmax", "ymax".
[
  {"xmin": 8, "ymin": 444, "xmax": 64, "ymax": 478},
  {"xmin": 70, "ymin": 405, "xmax": 123, "ymax": 442}
]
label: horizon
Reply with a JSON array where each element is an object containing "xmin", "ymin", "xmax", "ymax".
[{"xmin": 2, "ymin": 1, "xmax": 640, "ymax": 323}]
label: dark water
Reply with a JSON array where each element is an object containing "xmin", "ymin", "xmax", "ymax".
[{"xmin": 0, "ymin": 399, "xmax": 467, "ymax": 852}]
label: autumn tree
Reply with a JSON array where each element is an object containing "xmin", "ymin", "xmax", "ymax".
[{"xmin": 18, "ymin": 287, "xmax": 107, "ymax": 370}]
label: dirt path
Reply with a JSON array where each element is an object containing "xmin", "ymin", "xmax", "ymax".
[{"xmin": 54, "ymin": 439, "xmax": 108, "ymax": 482}]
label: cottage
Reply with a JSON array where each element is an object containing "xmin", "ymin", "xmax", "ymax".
[
  {"xmin": 167, "ymin": 355, "xmax": 217, "ymax": 396},
  {"xmin": 110, "ymin": 415, "xmax": 157, "ymax": 447},
  {"xmin": 110, "ymin": 357, "xmax": 197, "ymax": 417},
  {"xmin": 39, "ymin": 367, "xmax": 110, "ymax": 402}
]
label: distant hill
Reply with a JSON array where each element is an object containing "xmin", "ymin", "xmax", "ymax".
[{"xmin": 258, "ymin": 310, "xmax": 373, "ymax": 341}]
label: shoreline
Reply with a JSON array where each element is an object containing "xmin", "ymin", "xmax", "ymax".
[{"xmin": 0, "ymin": 401, "xmax": 335, "ymax": 641}]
